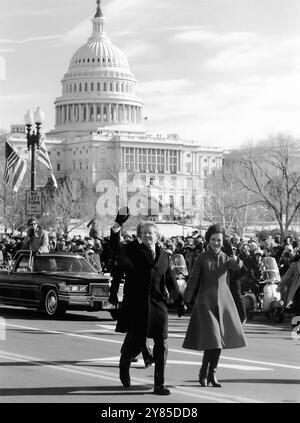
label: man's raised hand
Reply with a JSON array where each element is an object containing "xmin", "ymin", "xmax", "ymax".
[{"xmin": 115, "ymin": 207, "xmax": 130, "ymax": 226}]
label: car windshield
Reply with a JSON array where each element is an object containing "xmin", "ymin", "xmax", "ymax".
[{"xmin": 33, "ymin": 256, "xmax": 97, "ymax": 273}]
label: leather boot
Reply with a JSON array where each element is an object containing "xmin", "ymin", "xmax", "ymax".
[
  {"xmin": 207, "ymin": 348, "xmax": 222, "ymax": 387},
  {"xmin": 199, "ymin": 350, "xmax": 211, "ymax": 387}
]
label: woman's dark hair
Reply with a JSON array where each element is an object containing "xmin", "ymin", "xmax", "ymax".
[{"xmin": 205, "ymin": 224, "xmax": 226, "ymax": 243}]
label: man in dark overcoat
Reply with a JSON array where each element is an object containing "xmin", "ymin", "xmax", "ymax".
[{"xmin": 110, "ymin": 210, "xmax": 186, "ymax": 395}]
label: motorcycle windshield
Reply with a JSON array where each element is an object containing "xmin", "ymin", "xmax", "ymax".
[
  {"xmin": 170, "ymin": 254, "xmax": 188, "ymax": 277},
  {"xmin": 262, "ymin": 257, "xmax": 280, "ymax": 281}
]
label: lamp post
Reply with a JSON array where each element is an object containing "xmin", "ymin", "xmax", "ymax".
[{"xmin": 24, "ymin": 107, "xmax": 45, "ymax": 191}]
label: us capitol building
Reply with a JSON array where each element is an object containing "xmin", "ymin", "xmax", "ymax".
[{"xmin": 1, "ymin": 1, "xmax": 223, "ymax": 223}]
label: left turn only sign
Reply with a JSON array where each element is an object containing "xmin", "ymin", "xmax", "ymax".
[{"xmin": 26, "ymin": 190, "xmax": 42, "ymax": 215}]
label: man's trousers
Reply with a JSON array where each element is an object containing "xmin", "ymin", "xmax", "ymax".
[{"xmin": 120, "ymin": 332, "xmax": 168, "ymax": 386}]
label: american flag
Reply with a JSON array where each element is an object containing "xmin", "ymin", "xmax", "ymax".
[
  {"xmin": 3, "ymin": 141, "xmax": 27, "ymax": 192},
  {"xmin": 37, "ymin": 136, "xmax": 58, "ymax": 188}
]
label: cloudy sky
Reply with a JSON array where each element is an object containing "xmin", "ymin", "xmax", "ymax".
[{"xmin": 0, "ymin": 0, "xmax": 300, "ymax": 148}]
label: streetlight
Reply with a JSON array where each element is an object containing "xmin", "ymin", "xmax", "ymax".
[{"xmin": 24, "ymin": 107, "xmax": 45, "ymax": 191}]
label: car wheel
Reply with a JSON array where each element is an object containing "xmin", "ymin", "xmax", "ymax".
[
  {"xmin": 44, "ymin": 289, "xmax": 66, "ymax": 317},
  {"xmin": 246, "ymin": 311, "xmax": 255, "ymax": 321},
  {"xmin": 270, "ymin": 308, "xmax": 284, "ymax": 323}
]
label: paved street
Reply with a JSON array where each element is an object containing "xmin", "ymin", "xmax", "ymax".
[{"xmin": 0, "ymin": 306, "xmax": 299, "ymax": 404}]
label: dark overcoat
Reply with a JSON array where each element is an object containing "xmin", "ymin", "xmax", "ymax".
[
  {"xmin": 183, "ymin": 248, "xmax": 247, "ymax": 351},
  {"xmin": 111, "ymin": 231, "xmax": 182, "ymax": 339}
]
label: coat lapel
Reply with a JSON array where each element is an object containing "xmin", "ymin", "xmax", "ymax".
[{"xmin": 139, "ymin": 242, "xmax": 160, "ymax": 264}]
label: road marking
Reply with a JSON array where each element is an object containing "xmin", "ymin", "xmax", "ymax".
[
  {"xmin": 0, "ymin": 350, "xmax": 263, "ymax": 403},
  {"xmin": 77, "ymin": 356, "xmax": 272, "ymax": 371},
  {"xmin": 169, "ymin": 347, "xmax": 300, "ymax": 371},
  {"xmin": 96, "ymin": 324, "xmax": 187, "ymax": 338},
  {"xmin": 6, "ymin": 322, "xmax": 300, "ymax": 371}
]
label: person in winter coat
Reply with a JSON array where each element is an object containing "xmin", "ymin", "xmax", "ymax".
[
  {"xmin": 87, "ymin": 219, "xmax": 100, "ymax": 240},
  {"xmin": 22, "ymin": 218, "xmax": 49, "ymax": 254},
  {"xmin": 182, "ymin": 224, "xmax": 247, "ymax": 388},
  {"xmin": 110, "ymin": 209, "xmax": 186, "ymax": 396}
]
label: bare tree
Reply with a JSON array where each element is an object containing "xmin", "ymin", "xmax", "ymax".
[
  {"xmin": 42, "ymin": 176, "xmax": 97, "ymax": 235},
  {"xmin": 204, "ymin": 164, "xmax": 260, "ymax": 234},
  {"xmin": 237, "ymin": 134, "xmax": 300, "ymax": 236}
]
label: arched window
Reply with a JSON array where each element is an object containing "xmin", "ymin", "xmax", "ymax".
[{"xmin": 97, "ymin": 106, "xmax": 101, "ymax": 121}]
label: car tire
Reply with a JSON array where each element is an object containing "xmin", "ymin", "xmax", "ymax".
[
  {"xmin": 270, "ymin": 308, "xmax": 284, "ymax": 324},
  {"xmin": 43, "ymin": 289, "xmax": 66, "ymax": 318}
]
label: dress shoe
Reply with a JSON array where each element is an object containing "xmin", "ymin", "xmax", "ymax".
[
  {"xmin": 144, "ymin": 356, "xmax": 155, "ymax": 368},
  {"xmin": 199, "ymin": 365, "xmax": 209, "ymax": 387},
  {"xmin": 153, "ymin": 385, "xmax": 171, "ymax": 395},
  {"xmin": 119, "ymin": 364, "xmax": 131, "ymax": 387},
  {"xmin": 207, "ymin": 371, "xmax": 222, "ymax": 387},
  {"xmin": 199, "ymin": 373, "xmax": 208, "ymax": 387}
]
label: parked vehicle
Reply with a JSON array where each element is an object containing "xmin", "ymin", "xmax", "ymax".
[
  {"xmin": 242, "ymin": 256, "xmax": 284, "ymax": 323},
  {"xmin": 0, "ymin": 250, "xmax": 119, "ymax": 319}
]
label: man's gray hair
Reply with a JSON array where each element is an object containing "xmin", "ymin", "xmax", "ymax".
[{"xmin": 137, "ymin": 221, "xmax": 160, "ymax": 237}]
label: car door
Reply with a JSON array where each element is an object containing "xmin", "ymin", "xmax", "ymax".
[
  {"xmin": 7, "ymin": 254, "xmax": 39, "ymax": 307},
  {"xmin": 0, "ymin": 263, "xmax": 14, "ymax": 304}
]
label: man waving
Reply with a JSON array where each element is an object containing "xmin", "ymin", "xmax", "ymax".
[{"xmin": 110, "ymin": 208, "xmax": 186, "ymax": 395}]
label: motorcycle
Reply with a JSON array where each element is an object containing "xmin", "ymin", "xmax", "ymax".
[
  {"xmin": 170, "ymin": 253, "xmax": 188, "ymax": 294},
  {"xmin": 242, "ymin": 256, "xmax": 284, "ymax": 323}
]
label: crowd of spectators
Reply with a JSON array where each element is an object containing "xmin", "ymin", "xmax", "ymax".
[
  {"xmin": 1, "ymin": 222, "xmax": 299, "ymax": 317},
  {"xmin": 1, "ymin": 223, "xmax": 299, "ymax": 276}
]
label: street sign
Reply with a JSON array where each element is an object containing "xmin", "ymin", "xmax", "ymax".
[{"xmin": 26, "ymin": 190, "xmax": 42, "ymax": 215}]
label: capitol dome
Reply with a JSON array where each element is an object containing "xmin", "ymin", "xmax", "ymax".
[
  {"xmin": 69, "ymin": 36, "xmax": 130, "ymax": 72},
  {"xmin": 52, "ymin": 0, "xmax": 143, "ymax": 134}
]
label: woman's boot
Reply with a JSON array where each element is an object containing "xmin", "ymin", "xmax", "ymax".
[
  {"xmin": 207, "ymin": 348, "xmax": 222, "ymax": 387},
  {"xmin": 199, "ymin": 350, "xmax": 211, "ymax": 386}
]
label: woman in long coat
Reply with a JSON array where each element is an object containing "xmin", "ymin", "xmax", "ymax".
[{"xmin": 182, "ymin": 224, "xmax": 247, "ymax": 387}]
